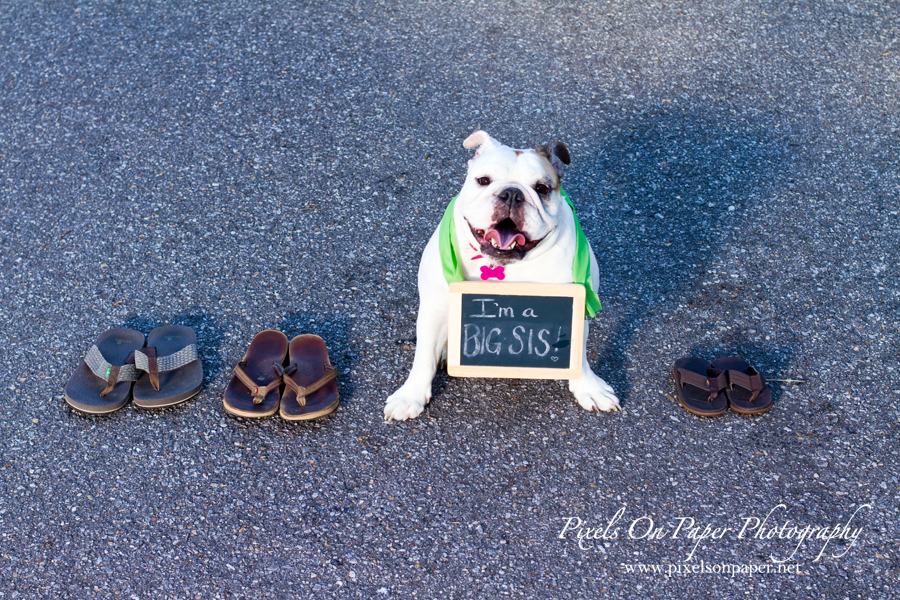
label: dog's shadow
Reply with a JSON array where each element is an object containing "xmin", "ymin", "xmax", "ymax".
[{"xmin": 567, "ymin": 105, "xmax": 791, "ymax": 404}]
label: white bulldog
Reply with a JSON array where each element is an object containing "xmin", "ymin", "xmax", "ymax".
[{"xmin": 384, "ymin": 131, "xmax": 621, "ymax": 421}]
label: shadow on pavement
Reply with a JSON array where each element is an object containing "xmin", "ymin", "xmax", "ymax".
[{"xmin": 569, "ymin": 104, "xmax": 791, "ymax": 405}]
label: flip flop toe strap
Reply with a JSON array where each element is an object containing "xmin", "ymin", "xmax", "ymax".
[
  {"xmin": 283, "ymin": 365, "xmax": 337, "ymax": 407},
  {"xmin": 233, "ymin": 361, "xmax": 284, "ymax": 404},
  {"xmin": 85, "ymin": 345, "xmax": 139, "ymax": 397},
  {"xmin": 727, "ymin": 368, "xmax": 764, "ymax": 403},
  {"xmin": 677, "ymin": 367, "xmax": 727, "ymax": 402},
  {"xmin": 135, "ymin": 344, "xmax": 199, "ymax": 391}
]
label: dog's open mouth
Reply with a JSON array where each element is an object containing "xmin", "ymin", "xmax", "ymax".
[{"xmin": 468, "ymin": 218, "xmax": 544, "ymax": 256}]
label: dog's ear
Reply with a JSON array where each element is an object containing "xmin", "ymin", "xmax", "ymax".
[
  {"xmin": 463, "ymin": 130, "xmax": 499, "ymax": 160},
  {"xmin": 535, "ymin": 142, "xmax": 571, "ymax": 179}
]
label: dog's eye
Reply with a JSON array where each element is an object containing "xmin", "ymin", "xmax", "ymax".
[
  {"xmin": 476, "ymin": 176, "xmax": 491, "ymax": 186},
  {"xmin": 534, "ymin": 183, "xmax": 550, "ymax": 195}
]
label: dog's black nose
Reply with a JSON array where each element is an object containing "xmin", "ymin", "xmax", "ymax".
[{"xmin": 497, "ymin": 187, "xmax": 525, "ymax": 206}]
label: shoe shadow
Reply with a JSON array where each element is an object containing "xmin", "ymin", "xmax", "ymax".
[
  {"xmin": 278, "ymin": 311, "xmax": 356, "ymax": 405},
  {"xmin": 169, "ymin": 308, "xmax": 226, "ymax": 388},
  {"xmin": 567, "ymin": 104, "xmax": 792, "ymax": 405}
]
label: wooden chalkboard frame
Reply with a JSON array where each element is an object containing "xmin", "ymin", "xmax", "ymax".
[{"xmin": 447, "ymin": 281, "xmax": 585, "ymax": 380}]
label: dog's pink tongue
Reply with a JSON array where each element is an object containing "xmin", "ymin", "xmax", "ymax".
[{"xmin": 485, "ymin": 228, "xmax": 527, "ymax": 250}]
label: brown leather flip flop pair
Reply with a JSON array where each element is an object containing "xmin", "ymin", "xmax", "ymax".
[
  {"xmin": 673, "ymin": 356, "xmax": 773, "ymax": 416},
  {"xmin": 223, "ymin": 331, "xmax": 339, "ymax": 420}
]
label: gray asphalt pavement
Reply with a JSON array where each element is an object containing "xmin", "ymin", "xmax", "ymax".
[{"xmin": 1, "ymin": 1, "xmax": 898, "ymax": 598}]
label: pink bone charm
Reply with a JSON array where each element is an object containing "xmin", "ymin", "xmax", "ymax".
[{"xmin": 480, "ymin": 265, "xmax": 505, "ymax": 280}]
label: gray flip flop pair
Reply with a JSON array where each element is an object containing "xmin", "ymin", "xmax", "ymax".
[
  {"xmin": 65, "ymin": 326, "xmax": 203, "ymax": 415},
  {"xmin": 672, "ymin": 356, "xmax": 773, "ymax": 417}
]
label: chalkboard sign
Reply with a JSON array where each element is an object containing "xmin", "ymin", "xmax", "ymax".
[{"xmin": 447, "ymin": 281, "xmax": 585, "ymax": 379}]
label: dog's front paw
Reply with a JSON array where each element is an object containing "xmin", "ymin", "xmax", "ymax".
[
  {"xmin": 384, "ymin": 384, "xmax": 430, "ymax": 421},
  {"xmin": 570, "ymin": 373, "xmax": 621, "ymax": 412}
]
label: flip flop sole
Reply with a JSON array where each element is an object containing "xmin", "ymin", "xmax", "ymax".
[
  {"xmin": 65, "ymin": 382, "xmax": 131, "ymax": 415},
  {"xmin": 281, "ymin": 397, "xmax": 339, "ymax": 421},
  {"xmin": 222, "ymin": 399, "xmax": 280, "ymax": 418},
  {"xmin": 64, "ymin": 328, "xmax": 145, "ymax": 415},
  {"xmin": 223, "ymin": 330, "xmax": 288, "ymax": 418},
  {"xmin": 134, "ymin": 382, "xmax": 202, "ymax": 408},
  {"xmin": 729, "ymin": 402, "xmax": 772, "ymax": 415},
  {"xmin": 133, "ymin": 325, "xmax": 204, "ymax": 408},
  {"xmin": 280, "ymin": 334, "xmax": 339, "ymax": 421}
]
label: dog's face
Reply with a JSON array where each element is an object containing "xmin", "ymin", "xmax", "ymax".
[{"xmin": 458, "ymin": 131, "xmax": 571, "ymax": 264}]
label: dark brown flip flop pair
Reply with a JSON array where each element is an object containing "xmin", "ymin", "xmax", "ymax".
[
  {"xmin": 65, "ymin": 326, "xmax": 203, "ymax": 415},
  {"xmin": 222, "ymin": 331, "xmax": 339, "ymax": 420},
  {"xmin": 673, "ymin": 356, "xmax": 773, "ymax": 416}
]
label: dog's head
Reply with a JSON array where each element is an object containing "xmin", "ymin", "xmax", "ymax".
[{"xmin": 457, "ymin": 130, "xmax": 570, "ymax": 264}]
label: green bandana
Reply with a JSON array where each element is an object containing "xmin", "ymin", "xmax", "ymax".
[{"xmin": 438, "ymin": 188, "xmax": 602, "ymax": 317}]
